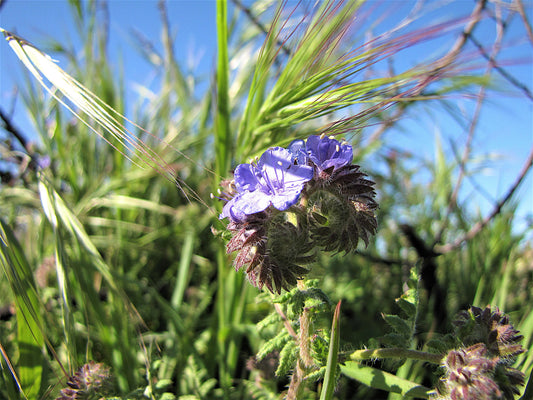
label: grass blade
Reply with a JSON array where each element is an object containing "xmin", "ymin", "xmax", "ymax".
[
  {"xmin": 320, "ymin": 300, "xmax": 342, "ymax": 400},
  {"xmin": 215, "ymin": 0, "xmax": 231, "ymax": 177},
  {"xmin": 0, "ymin": 219, "xmax": 45, "ymax": 399}
]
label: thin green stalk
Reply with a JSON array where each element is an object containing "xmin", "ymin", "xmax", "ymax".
[
  {"xmin": 215, "ymin": 0, "xmax": 231, "ymax": 178},
  {"xmin": 215, "ymin": 1, "xmax": 235, "ymax": 396}
]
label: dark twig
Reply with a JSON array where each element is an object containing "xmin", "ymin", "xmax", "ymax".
[
  {"xmin": 435, "ymin": 145, "xmax": 533, "ymax": 254},
  {"xmin": 231, "ymin": 0, "xmax": 291, "ymax": 57},
  {"xmin": 366, "ymin": 0, "xmax": 488, "ymax": 145},
  {"xmin": 434, "ymin": 2, "xmax": 508, "ymax": 246},
  {"xmin": 0, "ymin": 107, "xmax": 37, "ymax": 184},
  {"xmin": 400, "ymin": 224, "xmax": 447, "ymax": 330},
  {"xmin": 356, "ymin": 251, "xmax": 411, "ymax": 267},
  {"xmin": 468, "ymin": 34, "xmax": 533, "ymax": 101},
  {"xmin": 0, "ymin": 107, "xmax": 31, "ymax": 153},
  {"xmin": 516, "ymin": 0, "xmax": 533, "ymax": 46}
]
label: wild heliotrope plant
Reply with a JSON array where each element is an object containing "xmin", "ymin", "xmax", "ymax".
[{"xmin": 218, "ymin": 134, "xmax": 378, "ymax": 293}]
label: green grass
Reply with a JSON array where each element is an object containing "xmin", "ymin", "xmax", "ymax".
[{"xmin": 0, "ymin": 1, "xmax": 531, "ymax": 399}]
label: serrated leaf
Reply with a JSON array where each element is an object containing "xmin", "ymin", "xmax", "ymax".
[
  {"xmin": 382, "ymin": 314, "xmax": 412, "ymax": 337},
  {"xmin": 340, "ymin": 361, "xmax": 431, "ymax": 398},
  {"xmin": 396, "ymin": 287, "xmax": 418, "ymax": 317},
  {"xmin": 312, "ymin": 334, "xmax": 329, "ymax": 363},
  {"xmin": 426, "ymin": 334, "xmax": 457, "ymax": 355},
  {"xmin": 396, "ymin": 297, "xmax": 417, "ymax": 317},
  {"xmin": 199, "ymin": 378, "xmax": 217, "ymax": 397},
  {"xmin": 256, "ymin": 311, "xmax": 280, "ymax": 332},
  {"xmin": 276, "ymin": 340, "xmax": 298, "ymax": 377},
  {"xmin": 257, "ymin": 330, "xmax": 290, "ymax": 361}
]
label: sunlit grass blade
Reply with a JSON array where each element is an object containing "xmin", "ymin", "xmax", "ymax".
[
  {"xmin": 516, "ymin": 308, "xmax": 533, "ymax": 376},
  {"xmin": 320, "ymin": 300, "xmax": 341, "ymax": 400},
  {"xmin": 0, "ymin": 342, "xmax": 21, "ymax": 400},
  {"xmin": 0, "ymin": 219, "xmax": 45, "ymax": 399},
  {"xmin": 0, "ymin": 27, "xmax": 206, "ymax": 204},
  {"xmin": 215, "ymin": 0, "xmax": 232, "ymax": 177},
  {"xmin": 37, "ymin": 178, "xmax": 138, "ymax": 320},
  {"xmin": 52, "ymin": 235, "xmax": 78, "ymax": 374},
  {"xmin": 237, "ymin": 1, "xmax": 481, "ymax": 155}
]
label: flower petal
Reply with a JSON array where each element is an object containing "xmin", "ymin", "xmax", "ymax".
[
  {"xmin": 233, "ymin": 190, "xmax": 272, "ymax": 215},
  {"xmin": 234, "ymin": 163, "xmax": 259, "ymax": 192},
  {"xmin": 288, "ymin": 139, "xmax": 308, "ymax": 165},
  {"xmin": 306, "ymin": 135, "xmax": 353, "ymax": 172}
]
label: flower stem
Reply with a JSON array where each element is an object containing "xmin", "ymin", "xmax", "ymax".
[
  {"xmin": 349, "ymin": 348, "xmax": 444, "ymax": 364},
  {"xmin": 287, "ymin": 280, "xmax": 313, "ymax": 399}
]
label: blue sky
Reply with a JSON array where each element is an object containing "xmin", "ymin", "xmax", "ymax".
[{"xmin": 1, "ymin": 0, "xmax": 532, "ymax": 235}]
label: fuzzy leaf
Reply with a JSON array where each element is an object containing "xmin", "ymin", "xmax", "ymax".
[
  {"xmin": 426, "ymin": 334, "xmax": 459, "ymax": 354},
  {"xmin": 381, "ymin": 333, "xmax": 409, "ymax": 349},
  {"xmin": 276, "ymin": 340, "xmax": 298, "ymax": 377},
  {"xmin": 257, "ymin": 330, "xmax": 290, "ymax": 361},
  {"xmin": 396, "ymin": 289, "xmax": 418, "ymax": 317},
  {"xmin": 382, "ymin": 314, "xmax": 412, "ymax": 337}
]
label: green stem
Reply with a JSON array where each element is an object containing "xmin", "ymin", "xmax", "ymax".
[
  {"xmin": 215, "ymin": 0, "xmax": 231, "ymax": 179},
  {"xmin": 349, "ymin": 348, "xmax": 444, "ymax": 365}
]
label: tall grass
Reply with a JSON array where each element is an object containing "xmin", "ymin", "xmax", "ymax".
[{"xmin": 0, "ymin": 0, "xmax": 531, "ymax": 399}]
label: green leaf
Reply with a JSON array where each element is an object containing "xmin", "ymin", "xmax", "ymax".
[
  {"xmin": 382, "ymin": 314, "xmax": 412, "ymax": 337},
  {"xmin": 340, "ymin": 361, "xmax": 432, "ymax": 398},
  {"xmin": 396, "ymin": 289, "xmax": 418, "ymax": 317}
]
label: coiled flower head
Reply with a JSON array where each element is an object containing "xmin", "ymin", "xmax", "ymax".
[
  {"xmin": 453, "ymin": 306, "xmax": 525, "ymax": 359},
  {"xmin": 301, "ymin": 135, "xmax": 378, "ymax": 253},
  {"xmin": 56, "ymin": 361, "xmax": 113, "ymax": 400},
  {"xmin": 225, "ymin": 210, "xmax": 315, "ymax": 294}
]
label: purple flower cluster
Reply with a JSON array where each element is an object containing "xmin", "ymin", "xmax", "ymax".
[
  {"xmin": 220, "ymin": 135, "xmax": 353, "ymax": 222},
  {"xmin": 217, "ymin": 134, "xmax": 377, "ymax": 293}
]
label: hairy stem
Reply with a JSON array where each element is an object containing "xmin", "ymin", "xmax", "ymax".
[
  {"xmin": 349, "ymin": 348, "xmax": 443, "ymax": 365},
  {"xmin": 287, "ymin": 280, "xmax": 313, "ymax": 399}
]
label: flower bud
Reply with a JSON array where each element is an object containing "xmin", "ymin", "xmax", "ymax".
[
  {"xmin": 434, "ymin": 307, "xmax": 526, "ymax": 400},
  {"xmin": 437, "ymin": 343, "xmax": 501, "ymax": 400}
]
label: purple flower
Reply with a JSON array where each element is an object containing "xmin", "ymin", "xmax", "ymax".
[
  {"xmin": 220, "ymin": 147, "xmax": 313, "ymax": 221},
  {"xmin": 287, "ymin": 139, "xmax": 308, "ymax": 165},
  {"xmin": 306, "ymin": 135, "xmax": 353, "ymax": 172}
]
